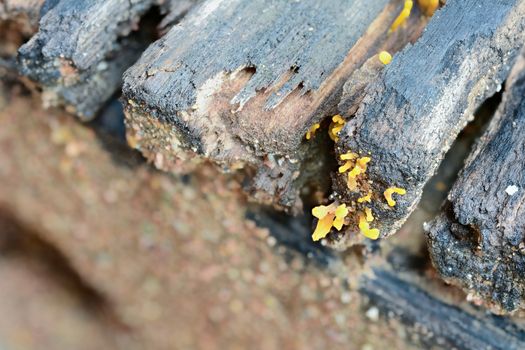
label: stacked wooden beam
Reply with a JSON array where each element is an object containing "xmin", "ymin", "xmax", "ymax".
[
  {"xmin": 17, "ymin": 0, "xmax": 199, "ymax": 120},
  {"xmin": 122, "ymin": 0, "xmax": 426, "ymax": 212},
  {"xmin": 330, "ymin": 0, "xmax": 525, "ymax": 248},
  {"xmin": 427, "ymin": 48, "xmax": 525, "ymax": 313}
]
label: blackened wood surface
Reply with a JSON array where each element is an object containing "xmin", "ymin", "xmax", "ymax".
[
  {"xmin": 17, "ymin": 0, "xmax": 154, "ymax": 120},
  {"xmin": 17, "ymin": 0, "xmax": 197, "ymax": 120},
  {"xmin": 361, "ymin": 269, "xmax": 525, "ymax": 350},
  {"xmin": 427, "ymin": 49, "xmax": 525, "ymax": 313},
  {"xmin": 333, "ymin": 0, "xmax": 525, "ymax": 245}
]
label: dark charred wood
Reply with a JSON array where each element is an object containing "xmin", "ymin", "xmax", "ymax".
[
  {"xmin": 361, "ymin": 268, "xmax": 525, "ymax": 350},
  {"xmin": 427, "ymin": 49, "xmax": 525, "ymax": 314},
  {"xmin": 16, "ymin": 0, "xmax": 198, "ymax": 121},
  {"xmin": 331, "ymin": 0, "xmax": 525, "ymax": 247}
]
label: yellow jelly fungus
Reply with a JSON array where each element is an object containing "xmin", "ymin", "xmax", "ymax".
[
  {"xmin": 346, "ymin": 156, "xmax": 371, "ymax": 191},
  {"xmin": 339, "ymin": 161, "xmax": 352, "ymax": 173},
  {"xmin": 418, "ymin": 0, "xmax": 438, "ymax": 16},
  {"xmin": 358, "ymin": 214, "xmax": 380, "ymax": 240},
  {"xmin": 384, "ymin": 187, "xmax": 407, "ymax": 207},
  {"xmin": 333, "ymin": 204, "xmax": 349, "ymax": 230},
  {"xmin": 357, "ymin": 191, "xmax": 372, "ymax": 203},
  {"xmin": 312, "ymin": 213, "xmax": 335, "ymax": 241},
  {"xmin": 364, "ymin": 207, "xmax": 374, "ymax": 222},
  {"xmin": 311, "ymin": 203, "xmax": 349, "ymax": 241},
  {"xmin": 340, "ymin": 152, "xmax": 358, "ymax": 160},
  {"xmin": 332, "ymin": 115, "xmax": 345, "ymax": 124},
  {"xmin": 312, "ymin": 205, "xmax": 330, "ymax": 219},
  {"xmin": 390, "ymin": 0, "xmax": 413, "ymax": 32},
  {"xmin": 356, "ymin": 157, "xmax": 371, "ymax": 172},
  {"xmin": 349, "ymin": 165, "xmax": 364, "ymax": 178},
  {"xmin": 379, "ymin": 51, "xmax": 392, "ymax": 65},
  {"xmin": 305, "ymin": 123, "xmax": 320, "ymax": 140},
  {"xmin": 347, "ymin": 175, "xmax": 358, "ymax": 191},
  {"xmin": 329, "ymin": 115, "xmax": 346, "ymax": 142}
]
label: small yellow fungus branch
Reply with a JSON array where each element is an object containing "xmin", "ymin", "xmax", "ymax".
[
  {"xmin": 356, "ymin": 157, "xmax": 370, "ymax": 172},
  {"xmin": 346, "ymin": 156, "xmax": 370, "ymax": 190},
  {"xmin": 311, "ymin": 203, "xmax": 349, "ymax": 241},
  {"xmin": 339, "ymin": 152, "xmax": 358, "ymax": 174},
  {"xmin": 357, "ymin": 191, "xmax": 372, "ymax": 203},
  {"xmin": 378, "ymin": 51, "xmax": 392, "ymax": 65},
  {"xmin": 340, "ymin": 152, "xmax": 358, "ymax": 161},
  {"xmin": 384, "ymin": 187, "xmax": 407, "ymax": 207},
  {"xmin": 333, "ymin": 204, "xmax": 349, "ymax": 230},
  {"xmin": 364, "ymin": 207, "xmax": 374, "ymax": 222},
  {"xmin": 390, "ymin": 0, "xmax": 413, "ymax": 32},
  {"xmin": 358, "ymin": 213, "xmax": 380, "ymax": 240},
  {"xmin": 328, "ymin": 115, "xmax": 345, "ymax": 142},
  {"xmin": 305, "ymin": 123, "xmax": 320, "ymax": 140},
  {"xmin": 339, "ymin": 161, "xmax": 352, "ymax": 173},
  {"xmin": 418, "ymin": 0, "xmax": 439, "ymax": 16}
]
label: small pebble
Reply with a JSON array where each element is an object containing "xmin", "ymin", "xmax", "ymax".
[
  {"xmin": 365, "ymin": 306, "xmax": 379, "ymax": 322},
  {"xmin": 505, "ymin": 185, "xmax": 519, "ymax": 196}
]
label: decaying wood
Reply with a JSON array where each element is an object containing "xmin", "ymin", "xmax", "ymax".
[
  {"xmin": 16, "ymin": 0, "xmax": 198, "ymax": 121},
  {"xmin": 426, "ymin": 48, "xmax": 525, "ymax": 314},
  {"xmin": 330, "ymin": 0, "xmax": 525, "ymax": 247},
  {"xmin": 361, "ymin": 268, "xmax": 525, "ymax": 350},
  {"xmin": 122, "ymin": 0, "xmax": 421, "ymax": 211}
]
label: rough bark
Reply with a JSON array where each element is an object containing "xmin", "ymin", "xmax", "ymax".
[
  {"xmin": 427, "ymin": 48, "xmax": 525, "ymax": 313},
  {"xmin": 122, "ymin": 0, "xmax": 417, "ymax": 211},
  {"xmin": 331, "ymin": 0, "xmax": 525, "ymax": 247},
  {"xmin": 16, "ymin": 0, "xmax": 198, "ymax": 120}
]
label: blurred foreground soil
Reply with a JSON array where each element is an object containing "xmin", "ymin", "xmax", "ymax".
[{"xmin": 0, "ymin": 87, "xmax": 417, "ymax": 349}]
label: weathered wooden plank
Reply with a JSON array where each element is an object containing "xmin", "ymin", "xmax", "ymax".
[
  {"xmin": 16, "ymin": 0, "xmax": 198, "ymax": 121},
  {"xmin": 329, "ymin": 0, "xmax": 525, "ymax": 247},
  {"xmin": 361, "ymin": 268, "xmax": 525, "ymax": 350},
  {"xmin": 427, "ymin": 48, "xmax": 525, "ymax": 313},
  {"xmin": 122, "ymin": 0, "xmax": 411, "ymax": 211},
  {"xmin": 17, "ymin": 0, "xmax": 154, "ymax": 120}
]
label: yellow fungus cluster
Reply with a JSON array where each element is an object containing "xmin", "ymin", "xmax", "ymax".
[
  {"xmin": 418, "ymin": 0, "xmax": 439, "ymax": 16},
  {"xmin": 384, "ymin": 187, "xmax": 406, "ymax": 207},
  {"xmin": 390, "ymin": 0, "xmax": 413, "ymax": 32},
  {"xmin": 357, "ymin": 191, "xmax": 372, "ymax": 203},
  {"xmin": 305, "ymin": 123, "xmax": 320, "ymax": 140},
  {"xmin": 378, "ymin": 51, "xmax": 392, "ymax": 65},
  {"xmin": 311, "ymin": 203, "xmax": 349, "ymax": 241},
  {"xmin": 310, "ymin": 152, "xmax": 409, "ymax": 243},
  {"xmin": 328, "ymin": 115, "xmax": 345, "ymax": 142},
  {"xmin": 339, "ymin": 153, "xmax": 370, "ymax": 191},
  {"xmin": 358, "ymin": 211, "xmax": 380, "ymax": 240}
]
